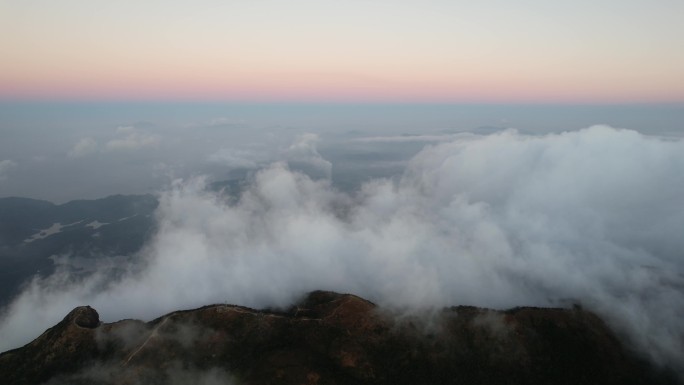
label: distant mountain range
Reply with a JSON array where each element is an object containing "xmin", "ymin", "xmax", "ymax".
[
  {"xmin": 0, "ymin": 291, "xmax": 679, "ymax": 385},
  {"xmin": 0, "ymin": 194, "xmax": 158, "ymax": 307}
]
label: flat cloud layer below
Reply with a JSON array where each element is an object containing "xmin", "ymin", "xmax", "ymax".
[{"xmin": 1, "ymin": 126, "xmax": 683, "ymax": 372}]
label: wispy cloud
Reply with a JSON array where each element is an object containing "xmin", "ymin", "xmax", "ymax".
[
  {"xmin": 207, "ymin": 148, "xmax": 262, "ymax": 169},
  {"xmin": 105, "ymin": 127, "xmax": 160, "ymax": 151},
  {"xmin": 68, "ymin": 138, "xmax": 98, "ymax": 158},
  {"xmin": 0, "ymin": 159, "xmax": 17, "ymax": 181},
  {"xmin": 351, "ymin": 134, "xmax": 464, "ymax": 143}
]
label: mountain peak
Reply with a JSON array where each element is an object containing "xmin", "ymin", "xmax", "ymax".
[{"xmin": 64, "ymin": 305, "xmax": 100, "ymax": 329}]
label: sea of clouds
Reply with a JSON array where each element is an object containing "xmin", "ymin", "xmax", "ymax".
[{"xmin": 1, "ymin": 125, "xmax": 682, "ymax": 371}]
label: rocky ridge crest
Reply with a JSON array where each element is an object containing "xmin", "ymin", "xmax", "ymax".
[{"xmin": 0, "ymin": 291, "xmax": 679, "ymax": 384}]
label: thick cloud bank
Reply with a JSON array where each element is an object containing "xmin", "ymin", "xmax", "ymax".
[{"xmin": 1, "ymin": 126, "xmax": 683, "ymax": 371}]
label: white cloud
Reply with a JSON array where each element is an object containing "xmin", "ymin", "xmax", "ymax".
[
  {"xmin": 283, "ymin": 133, "xmax": 332, "ymax": 179},
  {"xmin": 68, "ymin": 137, "xmax": 98, "ymax": 158},
  {"xmin": 208, "ymin": 134, "xmax": 332, "ymax": 178},
  {"xmin": 0, "ymin": 159, "xmax": 17, "ymax": 181},
  {"xmin": 1, "ymin": 126, "xmax": 683, "ymax": 373}
]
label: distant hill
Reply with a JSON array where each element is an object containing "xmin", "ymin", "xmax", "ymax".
[
  {"xmin": 0, "ymin": 291, "xmax": 679, "ymax": 385},
  {"xmin": 0, "ymin": 194, "xmax": 158, "ymax": 307}
]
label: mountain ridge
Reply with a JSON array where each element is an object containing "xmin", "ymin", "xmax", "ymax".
[{"xmin": 0, "ymin": 291, "xmax": 679, "ymax": 385}]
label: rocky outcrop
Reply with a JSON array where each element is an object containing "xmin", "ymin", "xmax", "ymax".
[{"xmin": 0, "ymin": 291, "xmax": 679, "ymax": 385}]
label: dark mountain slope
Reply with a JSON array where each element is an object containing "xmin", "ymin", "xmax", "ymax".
[
  {"xmin": 0, "ymin": 195, "xmax": 158, "ymax": 307},
  {"xmin": 0, "ymin": 291, "xmax": 678, "ymax": 385}
]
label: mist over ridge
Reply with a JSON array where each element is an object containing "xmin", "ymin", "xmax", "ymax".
[{"xmin": 1, "ymin": 125, "xmax": 683, "ymax": 373}]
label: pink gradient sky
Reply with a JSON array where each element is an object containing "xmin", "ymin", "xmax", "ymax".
[{"xmin": 2, "ymin": 1, "xmax": 683, "ymax": 103}]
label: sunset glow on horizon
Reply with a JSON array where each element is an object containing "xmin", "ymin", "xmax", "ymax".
[{"xmin": 2, "ymin": 0, "xmax": 683, "ymax": 104}]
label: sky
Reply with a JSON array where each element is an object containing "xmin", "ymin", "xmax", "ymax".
[{"xmin": 1, "ymin": 0, "xmax": 684, "ymax": 103}]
